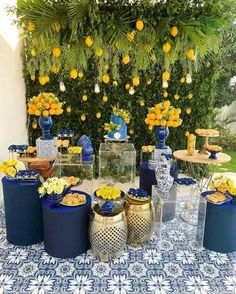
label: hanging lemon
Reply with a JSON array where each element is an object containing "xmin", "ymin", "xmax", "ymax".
[
  {"xmin": 139, "ymin": 100, "xmax": 145, "ymax": 107},
  {"xmin": 186, "ymin": 108, "xmax": 191, "ymax": 115},
  {"xmin": 127, "ymin": 31, "xmax": 135, "ymax": 42},
  {"xmin": 185, "ymin": 131, "xmax": 190, "ymax": 137},
  {"xmin": 66, "ymin": 106, "xmax": 72, "ymax": 113},
  {"xmin": 78, "ymin": 71, "xmax": 84, "ymax": 78},
  {"xmin": 163, "ymin": 42, "xmax": 171, "ymax": 53},
  {"xmin": 115, "ymin": 41, "xmax": 121, "ymax": 49},
  {"xmin": 81, "ymin": 114, "xmax": 86, "ymax": 121},
  {"xmin": 113, "ymin": 81, "xmax": 118, "ymax": 86},
  {"xmin": 39, "ymin": 76, "xmax": 48, "ymax": 85},
  {"xmin": 85, "ymin": 36, "xmax": 93, "ymax": 47},
  {"xmin": 186, "ymin": 49, "xmax": 195, "ymax": 61},
  {"xmin": 188, "ymin": 93, "xmax": 193, "ymax": 99},
  {"xmin": 103, "ymin": 95, "xmax": 108, "ymax": 102},
  {"xmin": 146, "ymin": 79, "xmax": 152, "ymax": 85},
  {"xmin": 170, "ymin": 26, "xmax": 179, "ymax": 37},
  {"xmin": 51, "ymin": 64, "xmax": 59, "ymax": 74},
  {"xmin": 70, "ymin": 69, "xmax": 78, "ymax": 79},
  {"xmin": 125, "ymin": 83, "xmax": 131, "ymax": 90},
  {"xmin": 144, "ymin": 44, "xmax": 152, "ymax": 53},
  {"xmin": 136, "ymin": 19, "xmax": 144, "ymax": 31},
  {"xmin": 104, "ymin": 64, "xmax": 109, "ymax": 70},
  {"xmin": 174, "ymin": 94, "xmax": 179, "ymax": 100},
  {"xmin": 129, "ymin": 129, "xmax": 134, "ymax": 135},
  {"xmin": 96, "ymin": 112, "xmax": 101, "ymax": 119},
  {"xmin": 163, "ymin": 91, "xmax": 168, "ymax": 98},
  {"xmin": 30, "ymin": 75, "xmax": 36, "ymax": 81},
  {"xmin": 148, "ymin": 125, "xmax": 153, "ymax": 131},
  {"xmin": 51, "ymin": 22, "xmax": 60, "ymax": 32},
  {"xmin": 102, "ymin": 74, "xmax": 110, "ymax": 84},
  {"xmin": 133, "ymin": 76, "xmax": 140, "ymax": 86},
  {"xmin": 27, "ymin": 22, "xmax": 35, "ymax": 32},
  {"xmin": 180, "ymin": 77, "xmax": 185, "ymax": 83},
  {"xmin": 53, "ymin": 47, "xmax": 61, "ymax": 58},
  {"xmin": 162, "ymin": 71, "xmax": 170, "ymax": 81},
  {"xmin": 95, "ymin": 48, "xmax": 103, "ymax": 57},
  {"xmin": 82, "ymin": 95, "xmax": 88, "ymax": 102},
  {"xmin": 122, "ymin": 54, "xmax": 130, "ymax": 64},
  {"xmin": 31, "ymin": 49, "xmax": 37, "ymax": 57},
  {"xmin": 151, "ymin": 53, "xmax": 157, "ymax": 62},
  {"xmin": 32, "ymin": 121, "xmax": 37, "ymax": 129}
]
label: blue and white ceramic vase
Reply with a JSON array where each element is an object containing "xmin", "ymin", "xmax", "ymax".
[
  {"xmin": 38, "ymin": 115, "xmax": 53, "ymax": 140},
  {"xmin": 46, "ymin": 193, "xmax": 64, "ymax": 205},
  {"xmin": 154, "ymin": 126, "xmax": 169, "ymax": 149},
  {"xmin": 108, "ymin": 115, "xmax": 127, "ymax": 139}
]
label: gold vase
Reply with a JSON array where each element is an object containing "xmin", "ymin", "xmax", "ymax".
[
  {"xmin": 124, "ymin": 196, "xmax": 155, "ymax": 247},
  {"xmin": 89, "ymin": 204, "xmax": 127, "ymax": 261}
]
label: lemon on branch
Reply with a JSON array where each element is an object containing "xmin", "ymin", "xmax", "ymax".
[
  {"xmin": 102, "ymin": 74, "xmax": 110, "ymax": 84},
  {"xmin": 31, "ymin": 49, "xmax": 37, "ymax": 57},
  {"xmin": 81, "ymin": 114, "xmax": 86, "ymax": 121},
  {"xmin": 186, "ymin": 49, "xmax": 195, "ymax": 61},
  {"xmin": 127, "ymin": 31, "xmax": 135, "ymax": 42},
  {"xmin": 95, "ymin": 48, "xmax": 103, "ymax": 57},
  {"xmin": 70, "ymin": 69, "xmax": 78, "ymax": 79},
  {"xmin": 85, "ymin": 36, "xmax": 93, "ymax": 47},
  {"xmin": 78, "ymin": 71, "xmax": 84, "ymax": 78},
  {"xmin": 170, "ymin": 26, "xmax": 179, "ymax": 37},
  {"xmin": 163, "ymin": 42, "xmax": 171, "ymax": 53},
  {"xmin": 51, "ymin": 64, "xmax": 59, "ymax": 73},
  {"xmin": 96, "ymin": 112, "xmax": 101, "ymax": 119},
  {"xmin": 30, "ymin": 75, "xmax": 36, "ymax": 81},
  {"xmin": 122, "ymin": 54, "xmax": 130, "ymax": 64},
  {"xmin": 136, "ymin": 19, "xmax": 144, "ymax": 31},
  {"xmin": 27, "ymin": 22, "xmax": 35, "ymax": 32},
  {"xmin": 53, "ymin": 47, "xmax": 61, "ymax": 58},
  {"xmin": 162, "ymin": 71, "xmax": 170, "ymax": 81},
  {"xmin": 82, "ymin": 95, "xmax": 88, "ymax": 102},
  {"xmin": 103, "ymin": 95, "xmax": 108, "ymax": 102}
]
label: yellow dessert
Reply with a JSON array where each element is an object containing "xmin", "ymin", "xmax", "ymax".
[
  {"xmin": 26, "ymin": 146, "xmax": 36, "ymax": 154},
  {"xmin": 62, "ymin": 176, "xmax": 80, "ymax": 186},
  {"xmin": 187, "ymin": 133, "xmax": 196, "ymax": 155},
  {"xmin": 96, "ymin": 187, "xmax": 121, "ymax": 200},
  {"xmin": 61, "ymin": 193, "xmax": 86, "ymax": 206},
  {"xmin": 206, "ymin": 192, "xmax": 227, "ymax": 203},
  {"xmin": 141, "ymin": 145, "xmax": 154, "ymax": 153},
  {"xmin": 195, "ymin": 129, "xmax": 219, "ymax": 137},
  {"xmin": 206, "ymin": 145, "xmax": 222, "ymax": 152}
]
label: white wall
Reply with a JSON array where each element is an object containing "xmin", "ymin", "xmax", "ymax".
[{"xmin": 0, "ymin": 0, "xmax": 28, "ymax": 206}]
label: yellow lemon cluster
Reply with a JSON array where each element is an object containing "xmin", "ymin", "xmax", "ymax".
[
  {"xmin": 209, "ymin": 176, "xmax": 236, "ymax": 195},
  {"xmin": 68, "ymin": 146, "xmax": 82, "ymax": 154},
  {"xmin": 27, "ymin": 92, "xmax": 63, "ymax": 117},
  {"xmin": 145, "ymin": 100, "xmax": 182, "ymax": 128},
  {"xmin": 96, "ymin": 187, "xmax": 121, "ymax": 200}
]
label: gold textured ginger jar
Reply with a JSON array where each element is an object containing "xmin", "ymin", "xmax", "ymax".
[
  {"xmin": 124, "ymin": 196, "xmax": 155, "ymax": 247},
  {"xmin": 89, "ymin": 204, "xmax": 127, "ymax": 261}
]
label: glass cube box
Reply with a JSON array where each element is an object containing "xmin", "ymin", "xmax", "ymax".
[
  {"xmin": 99, "ymin": 143, "xmax": 136, "ymax": 192},
  {"xmin": 152, "ymin": 184, "xmax": 207, "ymax": 248},
  {"xmin": 53, "ymin": 154, "xmax": 94, "ymax": 194}
]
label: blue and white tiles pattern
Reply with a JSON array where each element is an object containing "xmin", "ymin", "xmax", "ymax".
[{"xmin": 0, "ymin": 208, "xmax": 236, "ymax": 294}]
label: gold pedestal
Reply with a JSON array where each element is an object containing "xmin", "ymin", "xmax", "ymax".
[{"xmin": 124, "ymin": 196, "xmax": 155, "ymax": 247}]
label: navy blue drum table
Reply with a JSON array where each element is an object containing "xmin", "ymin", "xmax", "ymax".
[
  {"xmin": 42, "ymin": 191, "xmax": 91, "ymax": 258},
  {"xmin": 203, "ymin": 200, "xmax": 236, "ymax": 253},
  {"xmin": 2, "ymin": 177, "xmax": 43, "ymax": 246}
]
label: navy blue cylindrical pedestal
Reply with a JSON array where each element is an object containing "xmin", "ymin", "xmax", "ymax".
[
  {"xmin": 139, "ymin": 161, "xmax": 157, "ymax": 195},
  {"xmin": 2, "ymin": 177, "xmax": 43, "ymax": 246},
  {"xmin": 42, "ymin": 191, "xmax": 91, "ymax": 258},
  {"xmin": 203, "ymin": 201, "xmax": 236, "ymax": 253}
]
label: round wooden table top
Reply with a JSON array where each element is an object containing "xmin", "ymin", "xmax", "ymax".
[
  {"xmin": 17, "ymin": 156, "xmax": 57, "ymax": 163},
  {"xmin": 173, "ymin": 150, "xmax": 231, "ymax": 165}
]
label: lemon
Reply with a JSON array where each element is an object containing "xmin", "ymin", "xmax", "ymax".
[
  {"xmin": 185, "ymin": 131, "xmax": 190, "ymax": 137},
  {"xmin": 151, "ymin": 53, "xmax": 157, "ymax": 62},
  {"xmin": 136, "ymin": 19, "xmax": 144, "ymax": 31},
  {"xmin": 146, "ymin": 79, "xmax": 152, "ymax": 85},
  {"xmin": 70, "ymin": 69, "xmax": 78, "ymax": 79},
  {"xmin": 51, "ymin": 64, "xmax": 59, "ymax": 74},
  {"xmin": 96, "ymin": 112, "xmax": 101, "ymax": 119},
  {"xmin": 66, "ymin": 106, "xmax": 71, "ymax": 113},
  {"xmin": 115, "ymin": 41, "xmax": 121, "ymax": 49},
  {"xmin": 127, "ymin": 31, "xmax": 135, "ymax": 42},
  {"xmin": 53, "ymin": 47, "xmax": 61, "ymax": 58},
  {"xmin": 103, "ymin": 95, "xmax": 108, "ymax": 102},
  {"xmin": 82, "ymin": 95, "xmax": 88, "ymax": 102},
  {"xmin": 139, "ymin": 100, "xmax": 145, "ymax": 107},
  {"xmin": 95, "ymin": 48, "xmax": 103, "ymax": 57},
  {"xmin": 122, "ymin": 54, "xmax": 130, "ymax": 65},
  {"xmin": 170, "ymin": 26, "xmax": 179, "ymax": 37},
  {"xmin": 39, "ymin": 76, "xmax": 47, "ymax": 85},
  {"xmin": 113, "ymin": 81, "xmax": 118, "ymax": 86},
  {"xmin": 188, "ymin": 93, "xmax": 193, "ymax": 99},
  {"xmin": 81, "ymin": 114, "xmax": 86, "ymax": 121},
  {"xmin": 162, "ymin": 71, "xmax": 170, "ymax": 81},
  {"xmin": 186, "ymin": 49, "xmax": 195, "ymax": 61},
  {"xmin": 180, "ymin": 77, "xmax": 185, "ymax": 83},
  {"xmin": 129, "ymin": 129, "xmax": 134, "ymax": 134},
  {"xmin": 102, "ymin": 74, "xmax": 110, "ymax": 84},
  {"xmin": 32, "ymin": 121, "xmax": 37, "ymax": 129},
  {"xmin": 144, "ymin": 43, "xmax": 152, "ymax": 53},
  {"xmin": 30, "ymin": 75, "xmax": 36, "ymax": 81},
  {"xmin": 51, "ymin": 22, "xmax": 60, "ymax": 32},
  {"xmin": 186, "ymin": 108, "xmax": 191, "ymax": 114},
  {"xmin": 163, "ymin": 91, "xmax": 168, "ymax": 98},
  {"xmin": 85, "ymin": 36, "xmax": 93, "ymax": 47},
  {"xmin": 27, "ymin": 22, "xmax": 35, "ymax": 32},
  {"xmin": 125, "ymin": 83, "xmax": 131, "ymax": 90},
  {"xmin": 31, "ymin": 49, "xmax": 37, "ymax": 57},
  {"xmin": 133, "ymin": 76, "xmax": 140, "ymax": 86},
  {"xmin": 78, "ymin": 71, "xmax": 84, "ymax": 78},
  {"xmin": 174, "ymin": 94, "xmax": 179, "ymax": 100},
  {"xmin": 163, "ymin": 42, "xmax": 171, "ymax": 53}
]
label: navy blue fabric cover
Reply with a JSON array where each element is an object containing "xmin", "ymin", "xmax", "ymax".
[
  {"xmin": 2, "ymin": 177, "xmax": 43, "ymax": 246},
  {"xmin": 203, "ymin": 200, "xmax": 236, "ymax": 253},
  {"xmin": 139, "ymin": 161, "xmax": 157, "ymax": 195},
  {"xmin": 42, "ymin": 191, "xmax": 91, "ymax": 258}
]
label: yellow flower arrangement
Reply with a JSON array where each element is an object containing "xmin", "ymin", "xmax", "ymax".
[
  {"xmin": 27, "ymin": 92, "xmax": 63, "ymax": 117},
  {"xmin": 145, "ymin": 100, "xmax": 182, "ymax": 128},
  {"xmin": 68, "ymin": 146, "xmax": 82, "ymax": 154},
  {"xmin": 96, "ymin": 187, "xmax": 121, "ymax": 200},
  {"xmin": 38, "ymin": 177, "xmax": 69, "ymax": 197},
  {"xmin": 209, "ymin": 176, "xmax": 236, "ymax": 196},
  {"xmin": 0, "ymin": 160, "xmax": 25, "ymax": 178}
]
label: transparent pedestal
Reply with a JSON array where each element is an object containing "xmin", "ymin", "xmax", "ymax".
[
  {"xmin": 99, "ymin": 143, "xmax": 136, "ymax": 192},
  {"xmin": 53, "ymin": 154, "xmax": 94, "ymax": 194},
  {"xmin": 152, "ymin": 184, "xmax": 206, "ymax": 248}
]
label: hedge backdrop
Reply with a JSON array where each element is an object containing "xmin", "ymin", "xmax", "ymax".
[{"xmin": 12, "ymin": 0, "xmax": 236, "ymax": 170}]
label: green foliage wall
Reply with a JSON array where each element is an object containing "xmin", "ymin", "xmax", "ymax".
[{"xmin": 16, "ymin": 0, "xmax": 235, "ymax": 170}]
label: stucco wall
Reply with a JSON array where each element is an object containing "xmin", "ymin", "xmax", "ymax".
[{"xmin": 0, "ymin": 0, "xmax": 28, "ymax": 206}]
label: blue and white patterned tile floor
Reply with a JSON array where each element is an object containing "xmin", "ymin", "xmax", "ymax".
[{"xmin": 0, "ymin": 208, "xmax": 236, "ymax": 294}]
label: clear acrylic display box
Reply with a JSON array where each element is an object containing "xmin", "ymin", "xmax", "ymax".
[
  {"xmin": 53, "ymin": 154, "xmax": 94, "ymax": 194},
  {"xmin": 152, "ymin": 184, "xmax": 207, "ymax": 248},
  {"xmin": 99, "ymin": 143, "xmax": 136, "ymax": 192}
]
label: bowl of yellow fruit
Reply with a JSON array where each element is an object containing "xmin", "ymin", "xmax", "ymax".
[
  {"xmin": 94, "ymin": 186, "xmax": 124, "ymax": 201},
  {"xmin": 206, "ymin": 145, "xmax": 222, "ymax": 159}
]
